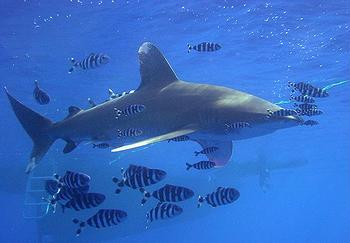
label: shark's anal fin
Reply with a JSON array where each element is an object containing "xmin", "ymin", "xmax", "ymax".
[
  {"xmin": 195, "ymin": 139, "xmax": 233, "ymax": 167},
  {"xmin": 111, "ymin": 128, "xmax": 197, "ymax": 152},
  {"xmin": 138, "ymin": 42, "xmax": 179, "ymax": 90}
]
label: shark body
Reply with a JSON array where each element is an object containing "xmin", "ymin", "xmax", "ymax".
[{"xmin": 5, "ymin": 42, "xmax": 302, "ymax": 173}]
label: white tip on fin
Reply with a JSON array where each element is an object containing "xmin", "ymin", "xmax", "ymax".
[{"xmin": 111, "ymin": 127, "xmax": 197, "ymax": 153}]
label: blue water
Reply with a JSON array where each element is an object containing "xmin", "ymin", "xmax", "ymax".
[{"xmin": 0, "ymin": 1, "xmax": 349, "ymax": 242}]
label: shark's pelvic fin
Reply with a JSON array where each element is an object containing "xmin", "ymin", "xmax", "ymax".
[
  {"xmin": 111, "ymin": 127, "xmax": 197, "ymax": 152},
  {"xmin": 138, "ymin": 42, "xmax": 179, "ymax": 90},
  {"xmin": 195, "ymin": 139, "xmax": 233, "ymax": 167}
]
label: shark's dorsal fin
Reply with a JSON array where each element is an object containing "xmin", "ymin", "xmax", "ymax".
[
  {"xmin": 111, "ymin": 127, "xmax": 197, "ymax": 152},
  {"xmin": 66, "ymin": 106, "xmax": 82, "ymax": 118},
  {"xmin": 138, "ymin": 42, "xmax": 179, "ymax": 90}
]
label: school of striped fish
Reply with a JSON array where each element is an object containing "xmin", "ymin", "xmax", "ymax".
[
  {"xmin": 44, "ymin": 163, "xmax": 241, "ymax": 235},
  {"xmin": 287, "ymin": 81, "xmax": 330, "ymax": 126}
]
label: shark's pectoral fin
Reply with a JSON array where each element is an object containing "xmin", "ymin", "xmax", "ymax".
[
  {"xmin": 111, "ymin": 128, "xmax": 197, "ymax": 152},
  {"xmin": 195, "ymin": 139, "xmax": 233, "ymax": 167}
]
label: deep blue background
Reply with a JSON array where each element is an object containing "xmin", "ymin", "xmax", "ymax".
[{"xmin": 0, "ymin": 0, "xmax": 349, "ymax": 242}]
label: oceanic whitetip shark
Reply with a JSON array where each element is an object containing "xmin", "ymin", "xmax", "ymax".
[{"xmin": 5, "ymin": 42, "xmax": 302, "ymax": 174}]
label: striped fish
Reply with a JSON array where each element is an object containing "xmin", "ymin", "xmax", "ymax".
[
  {"xmin": 73, "ymin": 209, "xmax": 127, "ymax": 236},
  {"xmin": 146, "ymin": 203, "xmax": 183, "ymax": 227},
  {"xmin": 266, "ymin": 108, "xmax": 298, "ymax": 118},
  {"xmin": 288, "ymin": 81, "xmax": 329, "ymax": 97},
  {"xmin": 194, "ymin": 146, "xmax": 219, "ymax": 156},
  {"xmin": 187, "ymin": 42, "xmax": 221, "ymax": 53},
  {"xmin": 225, "ymin": 122, "xmax": 251, "ymax": 134},
  {"xmin": 45, "ymin": 180, "xmax": 89, "ymax": 198},
  {"xmin": 45, "ymin": 180, "xmax": 60, "ymax": 195},
  {"xmin": 114, "ymin": 104, "xmax": 146, "ymax": 118},
  {"xmin": 302, "ymin": 120, "xmax": 319, "ymax": 126},
  {"xmin": 117, "ymin": 128, "xmax": 143, "ymax": 137},
  {"xmin": 140, "ymin": 184, "xmax": 194, "ymax": 205},
  {"xmin": 60, "ymin": 193, "xmax": 105, "ymax": 212},
  {"xmin": 294, "ymin": 103, "xmax": 318, "ymax": 110},
  {"xmin": 112, "ymin": 167, "xmax": 166, "ymax": 193},
  {"xmin": 93, "ymin": 143, "xmax": 110, "ymax": 149},
  {"xmin": 297, "ymin": 108, "xmax": 323, "ymax": 116},
  {"xmin": 121, "ymin": 164, "xmax": 148, "ymax": 179},
  {"xmin": 33, "ymin": 80, "xmax": 50, "ymax": 105},
  {"xmin": 168, "ymin": 135, "xmax": 190, "ymax": 142},
  {"xmin": 186, "ymin": 161, "xmax": 216, "ymax": 171},
  {"xmin": 54, "ymin": 185, "xmax": 89, "ymax": 201},
  {"xmin": 54, "ymin": 170, "xmax": 91, "ymax": 189},
  {"xmin": 44, "ymin": 181, "xmax": 89, "ymax": 213},
  {"xmin": 290, "ymin": 94, "xmax": 315, "ymax": 103},
  {"xmin": 68, "ymin": 53, "xmax": 110, "ymax": 73},
  {"xmin": 198, "ymin": 187, "xmax": 240, "ymax": 208}
]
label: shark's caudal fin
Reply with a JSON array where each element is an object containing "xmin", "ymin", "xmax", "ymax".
[
  {"xmin": 111, "ymin": 128, "xmax": 197, "ymax": 152},
  {"xmin": 137, "ymin": 42, "xmax": 179, "ymax": 90},
  {"xmin": 4, "ymin": 87, "xmax": 56, "ymax": 173},
  {"xmin": 195, "ymin": 139, "xmax": 233, "ymax": 167}
]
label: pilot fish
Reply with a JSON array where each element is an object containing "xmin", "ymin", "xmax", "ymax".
[
  {"xmin": 140, "ymin": 184, "xmax": 194, "ymax": 205},
  {"xmin": 33, "ymin": 80, "xmax": 50, "ymax": 105},
  {"xmin": 121, "ymin": 164, "xmax": 149, "ymax": 179},
  {"xmin": 146, "ymin": 203, "xmax": 183, "ymax": 227},
  {"xmin": 288, "ymin": 81, "xmax": 329, "ymax": 97},
  {"xmin": 194, "ymin": 146, "xmax": 219, "ymax": 156},
  {"xmin": 114, "ymin": 104, "xmax": 146, "ymax": 118},
  {"xmin": 294, "ymin": 103, "xmax": 318, "ymax": 110},
  {"xmin": 93, "ymin": 143, "xmax": 110, "ymax": 149},
  {"xmin": 112, "ymin": 166, "xmax": 166, "ymax": 194},
  {"xmin": 73, "ymin": 209, "xmax": 127, "ymax": 236},
  {"xmin": 68, "ymin": 53, "xmax": 110, "ymax": 73},
  {"xmin": 290, "ymin": 94, "xmax": 315, "ymax": 103},
  {"xmin": 54, "ymin": 170, "xmax": 91, "ymax": 189},
  {"xmin": 297, "ymin": 108, "xmax": 323, "ymax": 116},
  {"xmin": 302, "ymin": 120, "xmax": 319, "ymax": 126},
  {"xmin": 168, "ymin": 135, "xmax": 190, "ymax": 142},
  {"xmin": 266, "ymin": 108, "xmax": 298, "ymax": 118},
  {"xmin": 198, "ymin": 187, "xmax": 240, "ymax": 208},
  {"xmin": 117, "ymin": 128, "xmax": 143, "ymax": 138},
  {"xmin": 187, "ymin": 42, "xmax": 222, "ymax": 53},
  {"xmin": 186, "ymin": 161, "xmax": 216, "ymax": 171},
  {"xmin": 60, "ymin": 193, "xmax": 106, "ymax": 212}
]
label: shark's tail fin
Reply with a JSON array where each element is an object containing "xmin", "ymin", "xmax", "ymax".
[{"xmin": 5, "ymin": 87, "xmax": 55, "ymax": 173}]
